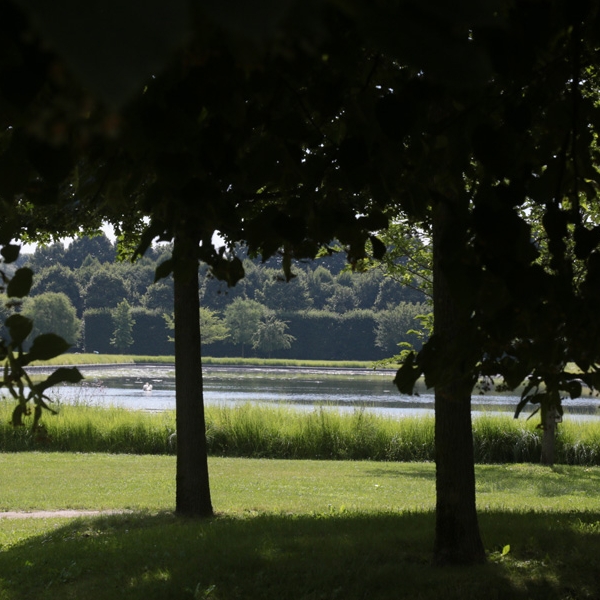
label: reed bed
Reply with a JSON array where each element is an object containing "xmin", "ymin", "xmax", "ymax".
[
  {"xmin": 2, "ymin": 397, "xmax": 600, "ymax": 464},
  {"xmin": 205, "ymin": 404, "xmax": 435, "ymax": 461},
  {"xmin": 0, "ymin": 400, "xmax": 176, "ymax": 454}
]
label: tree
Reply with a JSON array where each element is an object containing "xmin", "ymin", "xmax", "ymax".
[
  {"xmin": 142, "ymin": 281, "xmax": 174, "ymax": 313},
  {"xmin": 353, "ymin": 269, "xmax": 385, "ymax": 310},
  {"xmin": 383, "ymin": 3, "xmax": 600, "ymax": 563},
  {"xmin": 84, "ymin": 271, "xmax": 128, "ymax": 310},
  {"xmin": 6, "ymin": 0, "xmax": 600, "ymax": 565},
  {"xmin": 164, "ymin": 307, "xmax": 229, "ymax": 345},
  {"xmin": 252, "ymin": 313, "xmax": 295, "ymax": 357},
  {"xmin": 366, "ymin": 222, "xmax": 433, "ymax": 303},
  {"xmin": 255, "ymin": 274, "xmax": 313, "ymax": 312},
  {"xmin": 224, "ymin": 298, "xmax": 266, "ymax": 357},
  {"xmin": 0, "ymin": 2, "xmax": 398, "ymax": 521},
  {"xmin": 62, "ymin": 234, "xmax": 116, "ymax": 269},
  {"xmin": 431, "ymin": 196, "xmax": 486, "ymax": 565},
  {"xmin": 172, "ymin": 236, "xmax": 213, "ymax": 517},
  {"xmin": 21, "ymin": 292, "xmax": 82, "ymax": 349},
  {"xmin": 113, "ymin": 260, "xmax": 156, "ymax": 305},
  {"xmin": 29, "ymin": 264, "xmax": 84, "ymax": 316},
  {"xmin": 111, "ymin": 300, "xmax": 135, "ymax": 352},
  {"xmin": 305, "ymin": 266, "xmax": 336, "ymax": 310},
  {"xmin": 374, "ymin": 302, "xmax": 427, "ymax": 356},
  {"xmin": 325, "ymin": 286, "xmax": 359, "ymax": 313},
  {"xmin": 25, "ymin": 243, "xmax": 66, "ymax": 272},
  {"xmin": 200, "ymin": 308, "xmax": 229, "ymax": 345}
]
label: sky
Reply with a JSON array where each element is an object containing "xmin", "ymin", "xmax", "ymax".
[{"xmin": 20, "ymin": 223, "xmax": 116, "ymax": 254}]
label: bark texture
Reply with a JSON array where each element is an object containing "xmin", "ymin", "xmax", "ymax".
[
  {"xmin": 541, "ymin": 406, "xmax": 558, "ymax": 466},
  {"xmin": 432, "ymin": 199, "xmax": 486, "ymax": 565},
  {"xmin": 173, "ymin": 244, "xmax": 213, "ymax": 517}
]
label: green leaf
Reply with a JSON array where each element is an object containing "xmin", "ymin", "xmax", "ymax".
[
  {"xmin": 33, "ymin": 367, "xmax": 84, "ymax": 394},
  {"xmin": 369, "ymin": 236, "xmax": 386, "ymax": 260},
  {"xmin": 6, "ymin": 267, "xmax": 33, "ymax": 298},
  {"xmin": 11, "ymin": 404, "xmax": 27, "ymax": 427},
  {"xmin": 5, "ymin": 314, "xmax": 33, "ymax": 345},
  {"xmin": 210, "ymin": 256, "xmax": 245, "ymax": 287},
  {"xmin": 24, "ymin": 333, "xmax": 71, "ymax": 363},
  {"xmin": 393, "ymin": 353, "xmax": 422, "ymax": 394},
  {"xmin": 1, "ymin": 244, "xmax": 21, "ymax": 264},
  {"xmin": 515, "ymin": 391, "xmax": 544, "ymax": 419},
  {"xmin": 155, "ymin": 259, "xmax": 174, "ymax": 282},
  {"xmin": 501, "ymin": 544, "xmax": 510, "ymax": 557}
]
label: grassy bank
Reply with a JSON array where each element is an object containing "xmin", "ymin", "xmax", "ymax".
[
  {"xmin": 1, "ymin": 454, "xmax": 600, "ymax": 599},
  {"xmin": 31, "ymin": 354, "xmax": 383, "ymax": 369},
  {"xmin": 3, "ymin": 400, "xmax": 600, "ymax": 465}
]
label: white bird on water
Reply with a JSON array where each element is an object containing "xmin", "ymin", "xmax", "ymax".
[{"xmin": 142, "ymin": 382, "xmax": 153, "ymax": 392}]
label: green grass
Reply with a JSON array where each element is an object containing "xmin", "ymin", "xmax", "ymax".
[
  {"xmin": 200, "ymin": 357, "xmax": 381, "ymax": 369},
  {"xmin": 3, "ymin": 454, "xmax": 600, "ymax": 514},
  {"xmin": 30, "ymin": 354, "xmax": 139, "ymax": 366},
  {"xmin": 3, "ymin": 400, "xmax": 600, "ymax": 465},
  {"xmin": 1, "ymin": 455, "xmax": 600, "ymax": 599},
  {"xmin": 32, "ymin": 354, "xmax": 385, "ymax": 369}
]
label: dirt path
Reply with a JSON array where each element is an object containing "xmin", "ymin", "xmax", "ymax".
[{"xmin": 0, "ymin": 509, "xmax": 133, "ymax": 519}]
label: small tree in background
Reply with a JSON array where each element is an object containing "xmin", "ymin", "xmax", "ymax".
[
  {"xmin": 252, "ymin": 314, "xmax": 295, "ymax": 357},
  {"xmin": 29, "ymin": 265, "xmax": 84, "ymax": 316},
  {"xmin": 374, "ymin": 302, "xmax": 429, "ymax": 356},
  {"xmin": 164, "ymin": 307, "xmax": 229, "ymax": 346},
  {"xmin": 22, "ymin": 292, "xmax": 82, "ymax": 349},
  {"xmin": 85, "ymin": 271, "xmax": 128, "ymax": 310},
  {"xmin": 224, "ymin": 298, "xmax": 266, "ymax": 357},
  {"xmin": 200, "ymin": 308, "xmax": 229, "ymax": 345},
  {"xmin": 111, "ymin": 300, "xmax": 135, "ymax": 352}
]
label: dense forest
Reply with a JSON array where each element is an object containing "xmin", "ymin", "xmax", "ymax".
[{"xmin": 8, "ymin": 235, "xmax": 428, "ymax": 361}]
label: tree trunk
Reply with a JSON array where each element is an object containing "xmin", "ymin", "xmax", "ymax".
[
  {"xmin": 541, "ymin": 406, "xmax": 558, "ymax": 466},
  {"xmin": 173, "ymin": 239, "xmax": 213, "ymax": 517},
  {"xmin": 432, "ymin": 199, "xmax": 486, "ymax": 565}
]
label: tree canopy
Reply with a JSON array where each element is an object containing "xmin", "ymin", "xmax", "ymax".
[{"xmin": 3, "ymin": 0, "xmax": 600, "ymax": 563}]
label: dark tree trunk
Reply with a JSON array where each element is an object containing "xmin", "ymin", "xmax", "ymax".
[
  {"xmin": 432, "ymin": 199, "xmax": 486, "ymax": 565},
  {"xmin": 434, "ymin": 384, "xmax": 485, "ymax": 564},
  {"xmin": 173, "ymin": 239, "xmax": 213, "ymax": 517},
  {"xmin": 541, "ymin": 406, "xmax": 558, "ymax": 466}
]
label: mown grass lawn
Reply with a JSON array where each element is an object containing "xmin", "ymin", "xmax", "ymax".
[{"xmin": 1, "ymin": 454, "xmax": 600, "ymax": 599}]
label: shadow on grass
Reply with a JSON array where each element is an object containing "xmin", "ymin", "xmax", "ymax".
[
  {"xmin": 362, "ymin": 465, "xmax": 436, "ymax": 480},
  {"xmin": 476, "ymin": 464, "xmax": 600, "ymax": 498},
  {"xmin": 1, "ymin": 510, "xmax": 599, "ymax": 599}
]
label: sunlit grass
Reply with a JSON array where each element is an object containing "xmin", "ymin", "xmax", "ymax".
[
  {"xmin": 2, "ymin": 453, "xmax": 600, "ymax": 515},
  {"xmin": 30, "ymin": 353, "xmax": 138, "ymax": 366},
  {"xmin": 1, "ymin": 455, "xmax": 600, "ymax": 599},
  {"xmin": 2, "ymin": 399, "xmax": 600, "ymax": 465},
  {"xmin": 31, "ymin": 354, "xmax": 383, "ymax": 369},
  {"xmin": 200, "ymin": 357, "xmax": 379, "ymax": 368},
  {"xmin": 206, "ymin": 403, "xmax": 435, "ymax": 461}
]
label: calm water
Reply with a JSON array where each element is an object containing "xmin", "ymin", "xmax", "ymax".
[{"xmin": 25, "ymin": 364, "xmax": 600, "ymax": 420}]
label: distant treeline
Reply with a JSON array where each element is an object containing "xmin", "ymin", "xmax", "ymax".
[{"xmin": 9, "ymin": 234, "xmax": 429, "ymax": 361}]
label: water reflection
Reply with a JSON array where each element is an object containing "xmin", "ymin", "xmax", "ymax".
[{"xmin": 25, "ymin": 364, "xmax": 600, "ymax": 420}]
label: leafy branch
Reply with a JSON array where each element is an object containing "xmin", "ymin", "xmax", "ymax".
[{"xmin": 0, "ymin": 246, "xmax": 83, "ymax": 432}]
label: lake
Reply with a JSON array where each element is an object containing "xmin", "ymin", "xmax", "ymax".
[{"xmin": 25, "ymin": 364, "xmax": 600, "ymax": 420}]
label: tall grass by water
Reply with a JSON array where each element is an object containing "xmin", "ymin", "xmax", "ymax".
[{"xmin": 2, "ymin": 397, "xmax": 600, "ymax": 463}]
